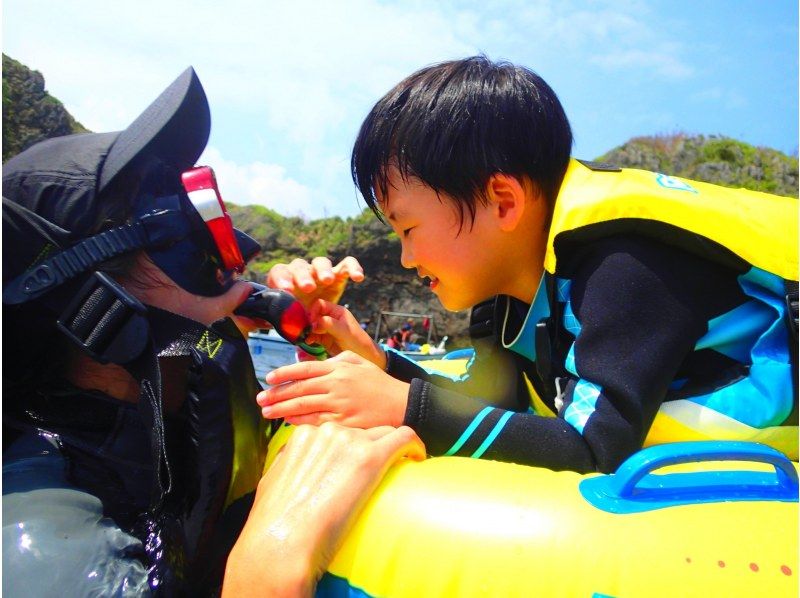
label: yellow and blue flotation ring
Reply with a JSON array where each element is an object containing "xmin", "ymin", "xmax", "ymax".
[{"xmin": 266, "ymin": 425, "xmax": 798, "ymax": 597}]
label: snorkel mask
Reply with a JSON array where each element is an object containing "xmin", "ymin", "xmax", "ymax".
[
  {"xmin": 4, "ymin": 164, "xmax": 259, "ymax": 304},
  {"xmin": 3, "ymin": 65, "xmax": 321, "ymax": 364},
  {"xmin": 137, "ymin": 165, "xmax": 260, "ymax": 297},
  {"xmin": 5, "ymin": 161, "xmax": 323, "ymax": 360}
]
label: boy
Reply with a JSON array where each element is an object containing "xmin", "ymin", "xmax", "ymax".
[{"xmin": 260, "ymin": 56, "xmax": 798, "ymax": 473}]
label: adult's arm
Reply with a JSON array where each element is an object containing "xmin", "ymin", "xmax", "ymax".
[{"xmin": 222, "ymin": 423, "xmax": 425, "ymax": 597}]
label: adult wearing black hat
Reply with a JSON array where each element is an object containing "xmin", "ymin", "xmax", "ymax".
[{"xmin": 2, "ymin": 68, "xmax": 423, "ymax": 596}]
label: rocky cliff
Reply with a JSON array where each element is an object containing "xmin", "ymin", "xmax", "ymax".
[
  {"xmin": 2, "ymin": 54, "xmax": 88, "ymax": 161},
  {"xmin": 599, "ymin": 133, "xmax": 798, "ymax": 197}
]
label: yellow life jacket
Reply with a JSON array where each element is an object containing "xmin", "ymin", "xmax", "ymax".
[
  {"xmin": 538, "ymin": 159, "xmax": 798, "ymax": 458},
  {"xmin": 545, "ymin": 159, "xmax": 798, "ymax": 280}
]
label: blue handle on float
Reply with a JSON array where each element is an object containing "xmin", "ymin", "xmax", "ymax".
[{"xmin": 579, "ymin": 441, "xmax": 799, "ymax": 514}]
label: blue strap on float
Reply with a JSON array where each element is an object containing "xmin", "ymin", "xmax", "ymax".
[{"xmin": 580, "ymin": 441, "xmax": 799, "ymax": 514}]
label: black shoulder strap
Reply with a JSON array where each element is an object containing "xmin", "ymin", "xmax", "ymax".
[{"xmin": 468, "ymin": 296, "xmax": 499, "ymax": 340}]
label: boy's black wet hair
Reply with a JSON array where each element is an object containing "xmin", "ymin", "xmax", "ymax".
[{"xmin": 351, "ymin": 56, "xmax": 573, "ymax": 228}]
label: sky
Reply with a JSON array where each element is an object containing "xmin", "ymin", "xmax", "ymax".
[{"xmin": 3, "ymin": 0, "xmax": 798, "ymax": 220}]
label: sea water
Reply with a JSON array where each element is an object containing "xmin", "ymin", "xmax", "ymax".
[{"xmin": 248, "ymin": 331, "xmax": 298, "ymax": 387}]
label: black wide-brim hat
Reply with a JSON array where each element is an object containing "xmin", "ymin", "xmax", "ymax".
[{"xmin": 3, "ymin": 67, "xmax": 211, "ymax": 286}]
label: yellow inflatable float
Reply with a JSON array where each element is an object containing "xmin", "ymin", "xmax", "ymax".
[{"xmin": 266, "ymin": 425, "xmax": 798, "ymax": 597}]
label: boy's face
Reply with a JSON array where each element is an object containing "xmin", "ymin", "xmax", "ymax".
[{"xmin": 378, "ymin": 167, "xmax": 514, "ymax": 311}]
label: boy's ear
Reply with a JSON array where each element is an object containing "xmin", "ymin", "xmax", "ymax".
[{"xmin": 486, "ymin": 174, "xmax": 529, "ymax": 232}]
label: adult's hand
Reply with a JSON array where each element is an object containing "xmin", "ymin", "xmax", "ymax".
[
  {"xmin": 267, "ymin": 256, "xmax": 364, "ymax": 308},
  {"xmin": 222, "ymin": 423, "xmax": 425, "ymax": 597}
]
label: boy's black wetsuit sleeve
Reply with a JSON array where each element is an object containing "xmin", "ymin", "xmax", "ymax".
[{"xmin": 387, "ymin": 236, "xmax": 744, "ymax": 473}]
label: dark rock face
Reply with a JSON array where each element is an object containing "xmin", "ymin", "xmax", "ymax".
[{"xmin": 334, "ymin": 223, "xmax": 471, "ymax": 346}]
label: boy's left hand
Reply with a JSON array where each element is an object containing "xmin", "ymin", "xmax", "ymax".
[
  {"xmin": 257, "ymin": 351, "xmax": 410, "ymax": 428},
  {"xmin": 305, "ymin": 299, "xmax": 386, "ymax": 368},
  {"xmin": 267, "ymin": 256, "xmax": 364, "ymax": 309}
]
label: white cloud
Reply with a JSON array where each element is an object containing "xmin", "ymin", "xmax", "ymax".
[
  {"xmin": 691, "ymin": 87, "xmax": 747, "ymax": 110},
  {"xmin": 3, "ymin": 0, "xmax": 794, "ymax": 216},
  {"xmin": 590, "ymin": 48, "xmax": 694, "ymax": 80},
  {"xmin": 199, "ymin": 147, "xmax": 317, "ymax": 218}
]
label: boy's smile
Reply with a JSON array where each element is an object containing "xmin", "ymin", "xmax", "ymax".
[{"xmin": 379, "ymin": 167, "xmax": 542, "ymax": 311}]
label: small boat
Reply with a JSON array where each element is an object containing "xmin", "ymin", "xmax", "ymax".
[
  {"xmin": 248, "ymin": 330, "xmax": 298, "ymax": 385},
  {"xmin": 371, "ymin": 310, "xmax": 447, "ymax": 359},
  {"xmin": 394, "ymin": 336, "xmax": 450, "ymax": 361}
]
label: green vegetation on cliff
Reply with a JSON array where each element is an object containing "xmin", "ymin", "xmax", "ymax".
[
  {"xmin": 599, "ymin": 133, "xmax": 798, "ymax": 197},
  {"xmin": 2, "ymin": 54, "xmax": 88, "ymax": 162}
]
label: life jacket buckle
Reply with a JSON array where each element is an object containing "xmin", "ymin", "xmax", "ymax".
[
  {"xmin": 56, "ymin": 271, "xmax": 149, "ymax": 364},
  {"xmin": 554, "ymin": 377, "xmax": 566, "ymax": 412}
]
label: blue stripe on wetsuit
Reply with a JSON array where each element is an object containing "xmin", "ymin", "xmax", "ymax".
[
  {"xmin": 444, "ymin": 406, "xmax": 493, "ymax": 456},
  {"xmin": 444, "ymin": 406, "xmax": 515, "ymax": 457},
  {"xmin": 563, "ymin": 379, "xmax": 603, "ymax": 433},
  {"xmin": 471, "ymin": 411, "xmax": 514, "ymax": 458}
]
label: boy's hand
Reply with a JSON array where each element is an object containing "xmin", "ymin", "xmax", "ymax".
[
  {"xmin": 257, "ymin": 351, "xmax": 410, "ymax": 428},
  {"xmin": 305, "ymin": 299, "xmax": 386, "ymax": 368},
  {"xmin": 267, "ymin": 256, "xmax": 364, "ymax": 308}
]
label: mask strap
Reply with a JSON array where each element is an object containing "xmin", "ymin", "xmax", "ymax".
[
  {"xmin": 56, "ymin": 272, "xmax": 150, "ymax": 364},
  {"xmin": 3, "ymin": 209, "xmax": 190, "ymax": 305}
]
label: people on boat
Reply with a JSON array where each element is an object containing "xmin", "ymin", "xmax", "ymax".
[
  {"xmin": 260, "ymin": 56, "xmax": 798, "ymax": 473},
  {"xmin": 384, "ymin": 329, "xmax": 403, "ymax": 349},
  {"xmin": 2, "ymin": 67, "xmax": 424, "ymax": 596}
]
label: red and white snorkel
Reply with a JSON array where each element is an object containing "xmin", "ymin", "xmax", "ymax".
[{"xmin": 181, "ymin": 166, "xmax": 245, "ymax": 273}]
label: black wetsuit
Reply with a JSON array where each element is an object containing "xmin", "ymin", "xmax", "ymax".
[
  {"xmin": 3, "ymin": 314, "xmax": 266, "ymax": 596},
  {"xmin": 388, "ymin": 235, "xmax": 796, "ymax": 473}
]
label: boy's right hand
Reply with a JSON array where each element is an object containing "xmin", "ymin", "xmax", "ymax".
[
  {"xmin": 305, "ymin": 299, "xmax": 386, "ymax": 369},
  {"xmin": 258, "ymin": 352, "xmax": 410, "ymax": 428},
  {"xmin": 267, "ymin": 256, "xmax": 364, "ymax": 308}
]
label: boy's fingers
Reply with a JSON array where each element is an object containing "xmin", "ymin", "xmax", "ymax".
[
  {"xmin": 289, "ymin": 258, "xmax": 317, "ymax": 292},
  {"xmin": 308, "ymin": 298, "xmax": 345, "ymax": 320},
  {"xmin": 266, "ymin": 263, "xmax": 294, "ymax": 291},
  {"xmin": 312, "ymin": 315, "xmax": 347, "ymax": 337},
  {"xmin": 311, "ymin": 257, "xmax": 335, "ymax": 283},
  {"xmin": 259, "ymin": 376, "xmax": 329, "ymax": 405},
  {"xmin": 265, "ymin": 360, "xmax": 333, "ymax": 385},
  {"xmin": 262, "ymin": 395, "xmax": 329, "ymax": 419},
  {"xmin": 333, "ymin": 257, "xmax": 365, "ymax": 282}
]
